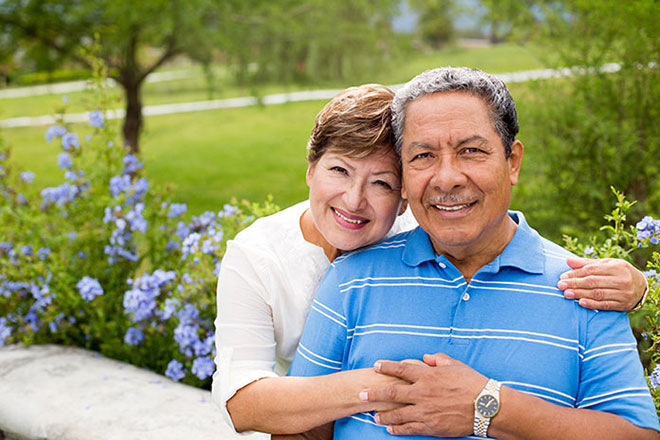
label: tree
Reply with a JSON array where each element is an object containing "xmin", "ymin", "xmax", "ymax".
[
  {"xmin": 1, "ymin": 0, "xmax": 400, "ymax": 152},
  {"xmin": 508, "ymin": 0, "xmax": 660, "ymax": 238},
  {"xmin": 1, "ymin": 0, "xmax": 221, "ymax": 152},
  {"xmin": 409, "ymin": 0, "xmax": 457, "ymax": 49}
]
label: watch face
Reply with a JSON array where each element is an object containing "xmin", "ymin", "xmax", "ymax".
[{"xmin": 476, "ymin": 394, "xmax": 499, "ymax": 417}]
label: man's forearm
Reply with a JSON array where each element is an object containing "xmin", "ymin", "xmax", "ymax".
[
  {"xmin": 228, "ymin": 370, "xmax": 398, "ymax": 434},
  {"xmin": 490, "ymin": 386, "xmax": 656, "ymax": 440}
]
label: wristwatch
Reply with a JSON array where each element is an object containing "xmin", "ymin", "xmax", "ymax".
[{"xmin": 473, "ymin": 378, "xmax": 501, "ymax": 438}]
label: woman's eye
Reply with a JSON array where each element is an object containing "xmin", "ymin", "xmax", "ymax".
[
  {"xmin": 374, "ymin": 180, "xmax": 393, "ymax": 190},
  {"xmin": 330, "ymin": 166, "xmax": 348, "ymax": 174}
]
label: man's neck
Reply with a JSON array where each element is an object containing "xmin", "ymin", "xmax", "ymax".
[{"xmin": 435, "ymin": 215, "xmax": 518, "ymax": 282}]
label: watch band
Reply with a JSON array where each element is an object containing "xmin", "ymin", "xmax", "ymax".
[
  {"xmin": 473, "ymin": 378, "xmax": 501, "ymax": 438},
  {"xmin": 631, "ymin": 277, "xmax": 649, "ymax": 312}
]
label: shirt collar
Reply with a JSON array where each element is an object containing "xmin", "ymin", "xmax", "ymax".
[{"xmin": 402, "ymin": 210, "xmax": 545, "ymax": 275}]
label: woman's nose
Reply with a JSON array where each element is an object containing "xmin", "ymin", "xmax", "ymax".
[{"xmin": 342, "ymin": 181, "xmax": 367, "ymax": 211}]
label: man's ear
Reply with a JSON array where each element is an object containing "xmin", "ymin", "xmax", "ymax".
[
  {"xmin": 398, "ymin": 199, "xmax": 408, "ymax": 216},
  {"xmin": 508, "ymin": 140, "xmax": 524, "ymax": 186}
]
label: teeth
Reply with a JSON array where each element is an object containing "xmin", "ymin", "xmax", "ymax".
[
  {"xmin": 434, "ymin": 203, "xmax": 472, "ymax": 211},
  {"xmin": 334, "ymin": 209, "xmax": 367, "ymax": 224}
]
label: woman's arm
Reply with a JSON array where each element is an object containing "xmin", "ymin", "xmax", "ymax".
[
  {"xmin": 558, "ymin": 257, "xmax": 648, "ymax": 311},
  {"xmin": 228, "ymin": 368, "xmax": 403, "ymax": 434}
]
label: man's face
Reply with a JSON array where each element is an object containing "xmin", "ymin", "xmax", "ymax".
[{"xmin": 400, "ymin": 91, "xmax": 523, "ymax": 259}]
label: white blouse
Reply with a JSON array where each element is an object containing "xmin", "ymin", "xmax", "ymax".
[{"xmin": 212, "ymin": 200, "xmax": 416, "ymax": 436}]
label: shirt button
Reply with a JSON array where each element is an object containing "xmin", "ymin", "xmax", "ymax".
[
  {"xmin": 462, "ymin": 293, "xmax": 470, "ymax": 301},
  {"xmin": 438, "ymin": 262, "xmax": 446, "ymax": 269}
]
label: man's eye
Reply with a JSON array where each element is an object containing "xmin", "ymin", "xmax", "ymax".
[
  {"xmin": 462, "ymin": 147, "xmax": 485, "ymax": 155},
  {"xmin": 411, "ymin": 152, "xmax": 432, "ymax": 161}
]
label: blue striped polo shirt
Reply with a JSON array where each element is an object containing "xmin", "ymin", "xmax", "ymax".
[{"xmin": 289, "ymin": 211, "xmax": 659, "ymax": 439}]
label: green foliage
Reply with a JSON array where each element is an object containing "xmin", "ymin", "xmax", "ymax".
[
  {"xmin": 0, "ymin": 61, "xmax": 281, "ymax": 388},
  {"xmin": 218, "ymin": 0, "xmax": 400, "ymax": 85},
  {"xmin": 510, "ymin": 0, "xmax": 660, "ymax": 238},
  {"xmin": 563, "ymin": 188, "xmax": 660, "ymax": 412},
  {"xmin": 409, "ymin": 0, "xmax": 456, "ymax": 49},
  {"xmin": 14, "ymin": 68, "xmax": 91, "ymax": 86},
  {"xmin": 0, "ymin": 0, "xmax": 402, "ymax": 150}
]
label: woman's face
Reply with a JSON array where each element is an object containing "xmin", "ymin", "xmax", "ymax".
[{"xmin": 306, "ymin": 151, "xmax": 405, "ymax": 253}]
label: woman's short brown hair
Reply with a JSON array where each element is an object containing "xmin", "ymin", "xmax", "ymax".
[{"xmin": 306, "ymin": 85, "xmax": 397, "ymax": 167}]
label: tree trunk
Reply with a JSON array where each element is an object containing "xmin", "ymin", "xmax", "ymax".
[{"xmin": 123, "ymin": 81, "xmax": 143, "ymax": 154}]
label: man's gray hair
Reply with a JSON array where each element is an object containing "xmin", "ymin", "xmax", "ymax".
[{"xmin": 391, "ymin": 67, "xmax": 519, "ymax": 158}]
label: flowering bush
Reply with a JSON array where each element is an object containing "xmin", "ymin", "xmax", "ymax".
[
  {"xmin": 0, "ymin": 63, "xmax": 280, "ymax": 389},
  {"xmin": 563, "ymin": 188, "xmax": 660, "ymax": 413}
]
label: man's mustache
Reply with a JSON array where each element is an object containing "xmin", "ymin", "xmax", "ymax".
[{"xmin": 426, "ymin": 194, "xmax": 477, "ymax": 205}]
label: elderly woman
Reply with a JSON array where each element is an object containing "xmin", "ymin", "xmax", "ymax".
[{"xmin": 212, "ymin": 85, "xmax": 647, "ymax": 438}]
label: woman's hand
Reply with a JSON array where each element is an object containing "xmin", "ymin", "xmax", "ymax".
[{"xmin": 558, "ymin": 257, "xmax": 647, "ymax": 311}]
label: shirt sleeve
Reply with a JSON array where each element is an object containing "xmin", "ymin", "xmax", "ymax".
[
  {"xmin": 577, "ymin": 310, "xmax": 660, "ymax": 431},
  {"xmin": 212, "ymin": 239, "xmax": 278, "ymax": 437},
  {"xmin": 288, "ymin": 264, "xmax": 347, "ymax": 377}
]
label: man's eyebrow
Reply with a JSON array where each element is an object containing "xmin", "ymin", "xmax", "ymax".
[
  {"xmin": 455, "ymin": 135, "xmax": 488, "ymax": 148},
  {"xmin": 408, "ymin": 141, "xmax": 433, "ymax": 150}
]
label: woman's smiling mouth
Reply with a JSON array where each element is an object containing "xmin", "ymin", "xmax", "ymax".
[{"xmin": 332, "ymin": 207, "xmax": 369, "ymax": 227}]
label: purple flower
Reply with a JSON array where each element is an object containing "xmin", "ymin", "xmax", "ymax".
[
  {"xmin": 122, "ymin": 154, "xmax": 143, "ymax": 174},
  {"xmin": 22, "ymin": 245, "xmax": 33, "ymax": 257},
  {"xmin": 109, "ymin": 175, "xmax": 131, "ymax": 197},
  {"xmin": 168, "ymin": 203, "xmax": 187, "ymax": 218},
  {"xmin": 123, "ymin": 287, "xmax": 158, "ymax": 322},
  {"xmin": 124, "ymin": 327, "xmax": 144, "ymax": 346},
  {"xmin": 45, "ymin": 125, "xmax": 67, "ymax": 143},
  {"xmin": 0, "ymin": 317, "xmax": 11, "ymax": 346},
  {"xmin": 201, "ymin": 239, "xmax": 217, "ymax": 255},
  {"xmin": 219, "ymin": 203, "xmax": 238, "ymax": 217},
  {"xmin": 193, "ymin": 334, "xmax": 215, "ymax": 356},
  {"xmin": 89, "ymin": 110, "xmax": 105, "ymax": 128},
  {"xmin": 175, "ymin": 303, "xmax": 200, "ymax": 322},
  {"xmin": 651, "ymin": 365, "xmax": 660, "ymax": 388},
  {"xmin": 61, "ymin": 132, "xmax": 80, "ymax": 150},
  {"xmin": 182, "ymin": 233, "xmax": 201, "ymax": 260},
  {"xmin": 19, "ymin": 171, "xmax": 35, "ymax": 183},
  {"xmin": 77, "ymin": 276, "xmax": 104, "ymax": 302},
  {"xmin": 58, "ymin": 153, "xmax": 73, "ymax": 170},
  {"xmin": 165, "ymin": 359, "xmax": 186, "ymax": 381},
  {"xmin": 174, "ymin": 319, "xmax": 200, "ymax": 353},
  {"xmin": 191, "ymin": 356, "xmax": 215, "ymax": 380},
  {"xmin": 161, "ymin": 298, "xmax": 180, "ymax": 321},
  {"xmin": 37, "ymin": 247, "xmax": 51, "ymax": 261},
  {"xmin": 41, "ymin": 183, "xmax": 80, "ymax": 207}
]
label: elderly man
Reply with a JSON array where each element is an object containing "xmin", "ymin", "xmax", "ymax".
[{"xmin": 288, "ymin": 67, "xmax": 659, "ymax": 439}]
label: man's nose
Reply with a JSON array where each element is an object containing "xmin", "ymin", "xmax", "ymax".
[
  {"xmin": 431, "ymin": 155, "xmax": 468, "ymax": 192},
  {"xmin": 343, "ymin": 181, "xmax": 367, "ymax": 211}
]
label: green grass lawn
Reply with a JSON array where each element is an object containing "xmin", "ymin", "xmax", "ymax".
[
  {"xmin": 3, "ymin": 83, "xmax": 545, "ymax": 219},
  {"xmin": 1, "ymin": 43, "xmax": 549, "ymax": 217},
  {"xmin": 3, "ymin": 100, "xmax": 321, "ymax": 215},
  {"xmin": 1, "ymin": 43, "xmax": 546, "ymax": 119}
]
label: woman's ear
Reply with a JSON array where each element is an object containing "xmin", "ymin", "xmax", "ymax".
[
  {"xmin": 398, "ymin": 199, "xmax": 408, "ymax": 216},
  {"xmin": 305, "ymin": 163, "xmax": 315, "ymax": 187}
]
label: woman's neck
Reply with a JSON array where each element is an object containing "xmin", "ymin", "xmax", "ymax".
[{"xmin": 299, "ymin": 208, "xmax": 342, "ymax": 261}]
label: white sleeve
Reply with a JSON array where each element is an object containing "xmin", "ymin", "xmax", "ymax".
[{"xmin": 212, "ymin": 238, "xmax": 278, "ymax": 437}]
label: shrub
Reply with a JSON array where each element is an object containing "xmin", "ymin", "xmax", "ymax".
[
  {"xmin": 563, "ymin": 188, "xmax": 660, "ymax": 413},
  {"xmin": 0, "ymin": 64, "xmax": 280, "ymax": 389}
]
